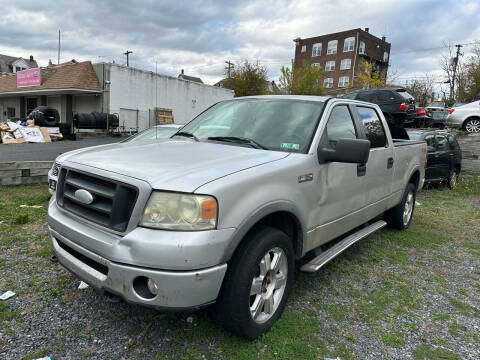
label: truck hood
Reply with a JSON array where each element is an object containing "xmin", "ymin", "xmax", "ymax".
[{"xmin": 66, "ymin": 139, "xmax": 289, "ymax": 192}]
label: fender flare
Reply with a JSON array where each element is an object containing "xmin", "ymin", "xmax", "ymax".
[{"xmin": 222, "ymin": 200, "xmax": 308, "ymax": 262}]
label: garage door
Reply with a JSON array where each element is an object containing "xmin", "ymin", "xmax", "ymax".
[{"xmin": 120, "ymin": 108, "xmax": 138, "ymax": 132}]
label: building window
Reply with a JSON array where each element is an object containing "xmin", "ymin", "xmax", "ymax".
[
  {"xmin": 359, "ymin": 41, "xmax": 365, "ymax": 54},
  {"xmin": 338, "ymin": 76, "xmax": 350, "ymax": 87},
  {"xmin": 312, "ymin": 43, "xmax": 322, "ymax": 57},
  {"xmin": 327, "ymin": 40, "xmax": 338, "ymax": 54},
  {"xmin": 325, "ymin": 61, "xmax": 335, "ymax": 71},
  {"xmin": 343, "ymin": 37, "xmax": 355, "ymax": 52},
  {"xmin": 7, "ymin": 107, "xmax": 15, "ymax": 118},
  {"xmin": 301, "ymin": 45, "xmax": 306, "ymax": 53},
  {"xmin": 311, "ymin": 63, "xmax": 320, "ymax": 68},
  {"xmin": 340, "ymin": 59, "xmax": 351, "ymax": 70},
  {"xmin": 323, "ymin": 78, "xmax": 333, "ymax": 88},
  {"xmin": 383, "ymin": 51, "xmax": 389, "ymax": 62}
]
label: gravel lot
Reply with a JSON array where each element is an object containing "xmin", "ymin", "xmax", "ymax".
[{"xmin": 0, "ymin": 179, "xmax": 479, "ymax": 360}]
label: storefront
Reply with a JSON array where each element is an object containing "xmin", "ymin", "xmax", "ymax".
[{"xmin": 0, "ymin": 61, "xmax": 102, "ymax": 123}]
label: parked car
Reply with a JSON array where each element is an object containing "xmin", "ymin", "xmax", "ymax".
[
  {"xmin": 425, "ymin": 101, "xmax": 448, "ymax": 128},
  {"xmin": 452, "ymin": 102, "xmax": 467, "ymax": 108},
  {"xmin": 446, "ymin": 100, "xmax": 480, "ymax": 132},
  {"xmin": 47, "ymin": 96, "xmax": 426, "ymax": 339},
  {"xmin": 122, "ymin": 124, "xmax": 182, "ymax": 143},
  {"xmin": 342, "ymin": 87, "xmax": 416, "ymax": 126},
  {"xmin": 413, "ymin": 106, "xmax": 433, "ymax": 128},
  {"xmin": 48, "ymin": 125, "xmax": 183, "ymax": 194},
  {"xmin": 407, "ymin": 130, "xmax": 462, "ymax": 188}
]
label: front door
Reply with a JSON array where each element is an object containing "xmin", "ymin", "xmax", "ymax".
[
  {"xmin": 26, "ymin": 98, "xmax": 37, "ymax": 116},
  {"xmin": 435, "ymin": 134, "xmax": 450, "ymax": 179},
  {"xmin": 309, "ymin": 104, "xmax": 366, "ymax": 247},
  {"xmin": 424, "ymin": 134, "xmax": 439, "ymax": 180}
]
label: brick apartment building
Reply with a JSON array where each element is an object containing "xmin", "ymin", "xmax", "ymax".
[{"xmin": 293, "ymin": 28, "xmax": 391, "ymax": 95}]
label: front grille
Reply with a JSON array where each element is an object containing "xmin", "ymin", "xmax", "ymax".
[
  {"xmin": 51, "ymin": 162, "xmax": 61, "ymax": 177},
  {"xmin": 57, "ymin": 168, "xmax": 138, "ymax": 232},
  {"xmin": 56, "ymin": 238, "xmax": 109, "ymax": 276}
]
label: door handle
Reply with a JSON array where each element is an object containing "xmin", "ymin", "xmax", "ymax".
[
  {"xmin": 387, "ymin": 157, "xmax": 394, "ymax": 169},
  {"xmin": 357, "ymin": 163, "xmax": 366, "ymax": 177}
]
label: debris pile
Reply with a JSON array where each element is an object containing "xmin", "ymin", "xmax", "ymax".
[{"xmin": 0, "ymin": 120, "xmax": 63, "ymax": 144}]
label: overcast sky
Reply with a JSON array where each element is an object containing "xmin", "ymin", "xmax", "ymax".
[{"xmin": 1, "ymin": 0, "xmax": 479, "ymax": 87}]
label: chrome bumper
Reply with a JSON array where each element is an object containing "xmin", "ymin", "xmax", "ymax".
[{"xmin": 49, "ymin": 228, "xmax": 227, "ymax": 309}]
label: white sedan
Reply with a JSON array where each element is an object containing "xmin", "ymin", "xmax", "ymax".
[{"xmin": 446, "ymin": 101, "xmax": 480, "ymax": 132}]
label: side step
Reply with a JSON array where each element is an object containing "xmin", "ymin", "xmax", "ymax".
[{"xmin": 300, "ymin": 220, "xmax": 387, "ymax": 273}]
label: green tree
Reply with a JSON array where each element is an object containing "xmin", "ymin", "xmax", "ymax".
[
  {"xmin": 232, "ymin": 60, "xmax": 268, "ymax": 97},
  {"xmin": 353, "ymin": 59, "xmax": 387, "ymax": 89},
  {"xmin": 279, "ymin": 61, "xmax": 326, "ymax": 95}
]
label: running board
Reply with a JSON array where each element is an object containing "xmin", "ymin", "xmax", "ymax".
[{"xmin": 300, "ymin": 220, "xmax": 387, "ymax": 273}]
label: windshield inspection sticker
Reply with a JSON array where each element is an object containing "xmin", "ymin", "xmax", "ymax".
[{"xmin": 281, "ymin": 142, "xmax": 299, "ymax": 150}]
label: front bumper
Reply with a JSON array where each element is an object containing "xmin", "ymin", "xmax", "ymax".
[{"xmin": 49, "ymin": 227, "xmax": 227, "ymax": 309}]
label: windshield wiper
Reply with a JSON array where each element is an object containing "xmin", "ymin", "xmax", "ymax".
[
  {"xmin": 207, "ymin": 136, "xmax": 268, "ymax": 150},
  {"xmin": 172, "ymin": 131, "xmax": 200, "ymax": 142}
]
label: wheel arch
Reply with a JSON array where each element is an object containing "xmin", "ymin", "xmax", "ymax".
[{"xmin": 223, "ymin": 201, "xmax": 307, "ymax": 262}]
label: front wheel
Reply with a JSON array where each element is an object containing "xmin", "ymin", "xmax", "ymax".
[
  {"xmin": 213, "ymin": 226, "xmax": 294, "ymax": 339},
  {"xmin": 385, "ymin": 183, "xmax": 416, "ymax": 230}
]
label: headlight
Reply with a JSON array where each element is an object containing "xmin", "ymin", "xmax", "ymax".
[{"xmin": 140, "ymin": 192, "xmax": 217, "ymax": 230}]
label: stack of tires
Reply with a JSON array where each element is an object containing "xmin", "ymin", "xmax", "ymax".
[{"xmin": 73, "ymin": 112, "xmax": 119, "ymax": 130}]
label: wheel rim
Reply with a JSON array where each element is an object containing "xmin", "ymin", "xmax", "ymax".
[
  {"xmin": 465, "ymin": 119, "xmax": 480, "ymax": 132},
  {"xmin": 249, "ymin": 247, "xmax": 288, "ymax": 324},
  {"xmin": 450, "ymin": 172, "xmax": 457, "ymax": 188},
  {"xmin": 403, "ymin": 191, "xmax": 414, "ymax": 226}
]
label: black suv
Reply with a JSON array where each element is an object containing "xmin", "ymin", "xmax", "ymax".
[{"xmin": 342, "ymin": 88, "xmax": 416, "ymax": 126}]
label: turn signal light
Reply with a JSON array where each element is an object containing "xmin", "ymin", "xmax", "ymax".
[{"xmin": 201, "ymin": 199, "xmax": 217, "ymax": 220}]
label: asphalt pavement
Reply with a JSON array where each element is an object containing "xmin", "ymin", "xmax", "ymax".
[{"xmin": 0, "ymin": 136, "xmax": 126, "ymax": 162}]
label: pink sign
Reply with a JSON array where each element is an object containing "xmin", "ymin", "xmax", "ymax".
[{"xmin": 16, "ymin": 68, "xmax": 41, "ymax": 87}]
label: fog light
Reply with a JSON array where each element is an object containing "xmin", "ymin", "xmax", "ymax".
[{"xmin": 147, "ymin": 278, "xmax": 159, "ymax": 295}]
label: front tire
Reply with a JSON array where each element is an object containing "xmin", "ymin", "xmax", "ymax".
[
  {"xmin": 385, "ymin": 183, "xmax": 416, "ymax": 230},
  {"xmin": 213, "ymin": 226, "xmax": 294, "ymax": 339}
]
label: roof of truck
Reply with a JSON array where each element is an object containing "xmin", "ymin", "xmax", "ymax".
[{"xmin": 235, "ymin": 95, "xmax": 330, "ymax": 102}]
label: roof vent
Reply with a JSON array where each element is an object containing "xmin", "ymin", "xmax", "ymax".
[{"xmin": 365, "ymin": 28, "xmax": 369, "ymax": 33}]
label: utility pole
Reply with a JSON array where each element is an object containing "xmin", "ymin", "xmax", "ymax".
[
  {"xmin": 225, "ymin": 60, "xmax": 234, "ymax": 78},
  {"xmin": 57, "ymin": 30, "xmax": 61, "ymax": 64},
  {"xmin": 450, "ymin": 44, "xmax": 463, "ymax": 101},
  {"xmin": 124, "ymin": 50, "xmax": 133, "ymax": 67}
]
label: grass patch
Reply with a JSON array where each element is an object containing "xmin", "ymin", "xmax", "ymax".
[
  {"xmin": 413, "ymin": 344, "xmax": 461, "ymax": 360},
  {"xmin": 12, "ymin": 213, "xmax": 30, "ymax": 225},
  {"xmin": 378, "ymin": 330, "xmax": 405, "ymax": 348}
]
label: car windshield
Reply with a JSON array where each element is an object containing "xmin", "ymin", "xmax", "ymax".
[
  {"xmin": 179, "ymin": 99, "xmax": 324, "ymax": 153},
  {"xmin": 123, "ymin": 126, "xmax": 180, "ymax": 142},
  {"xmin": 396, "ymin": 90, "xmax": 414, "ymax": 100}
]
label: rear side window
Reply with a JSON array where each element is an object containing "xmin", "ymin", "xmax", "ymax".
[
  {"xmin": 325, "ymin": 105, "xmax": 358, "ymax": 149},
  {"xmin": 371, "ymin": 91, "xmax": 398, "ymax": 103},
  {"xmin": 435, "ymin": 135, "xmax": 448, "ymax": 151},
  {"xmin": 341, "ymin": 92, "xmax": 357, "ymax": 100},
  {"xmin": 424, "ymin": 135, "xmax": 435, "ymax": 147},
  {"xmin": 356, "ymin": 92, "xmax": 372, "ymax": 102},
  {"xmin": 396, "ymin": 90, "xmax": 414, "ymax": 101},
  {"xmin": 357, "ymin": 107, "xmax": 387, "ymax": 148}
]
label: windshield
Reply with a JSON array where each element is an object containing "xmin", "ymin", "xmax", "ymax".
[
  {"xmin": 429, "ymin": 102, "xmax": 444, "ymax": 107},
  {"xmin": 179, "ymin": 99, "xmax": 324, "ymax": 152},
  {"xmin": 123, "ymin": 126, "xmax": 180, "ymax": 142},
  {"xmin": 406, "ymin": 131, "xmax": 422, "ymax": 140}
]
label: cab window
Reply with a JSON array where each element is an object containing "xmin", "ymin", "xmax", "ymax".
[
  {"xmin": 424, "ymin": 135, "xmax": 435, "ymax": 147},
  {"xmin": 325, "ymin": 105, "xmax": 358, "ymax": 149},
  {"xmin": 435, "ymin": 135, "xmax": 448, "ymax": 151}
]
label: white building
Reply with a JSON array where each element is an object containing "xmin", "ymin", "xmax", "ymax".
[{"xmin": 95, "ymin": 63, "xmax": 234, "ymax": 130}]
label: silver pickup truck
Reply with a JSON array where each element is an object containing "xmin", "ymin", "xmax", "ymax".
[{"xmin": 47, "ymin": 96, "xmax": 426, "ymax": 339}]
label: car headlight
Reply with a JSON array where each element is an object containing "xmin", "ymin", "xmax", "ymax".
[{"xmin": 140, "ymin": 192, "xmax": 217, "ymax": 230}]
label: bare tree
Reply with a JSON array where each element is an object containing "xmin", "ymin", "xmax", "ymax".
[
  {"xmin": 405, "ymin": 74, "xmax": 436, "ymax": 106},
  {"xmin": 440, "ymin": 42, "xmax": 456, "ymax": 100}
]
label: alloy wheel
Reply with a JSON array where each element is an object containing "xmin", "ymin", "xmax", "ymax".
[
  {"xmin": 403, "ymin": 191, "xmax": 414, "ymax": 226},
  {"xmin": 465, "ymin": 119, "xmax": 480, "ymax": 132},
  {"xmin": 249, "ymin": 247, "xmax": 288, "ymax": 324}
]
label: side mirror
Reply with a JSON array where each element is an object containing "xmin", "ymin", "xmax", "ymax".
[{"xmin": 318, "ymin": 138, "xmax": 370, "ymax": 164}]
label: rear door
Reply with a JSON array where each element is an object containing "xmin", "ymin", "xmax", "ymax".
[
  {"xmin": 435, "ymin": 134, "xmax": 450, "ymax": 178},
  {"xmin": 355, "ymin": 105, "xmax": 394, "ymax": 209},
  {"xmin": 424, "ymin": 134, "xmax": 439, "ymax": 180}
]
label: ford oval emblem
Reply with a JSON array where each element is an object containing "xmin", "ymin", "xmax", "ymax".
[{"xmin": 74, "ymin": 189, "xmax": 94, "ymax": 205}]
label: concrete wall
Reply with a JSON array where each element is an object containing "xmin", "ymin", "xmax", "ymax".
[
  {"xmin": 73, "ymin": 94, "xmax": 100, "ymax": 114},
  {"xmin": 108, "ymin": 64, "xmax": 233, "ymax": 129},
  {"xmin": 0, "ymin": 161, "xmax": 52, "ymax": 186}
]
